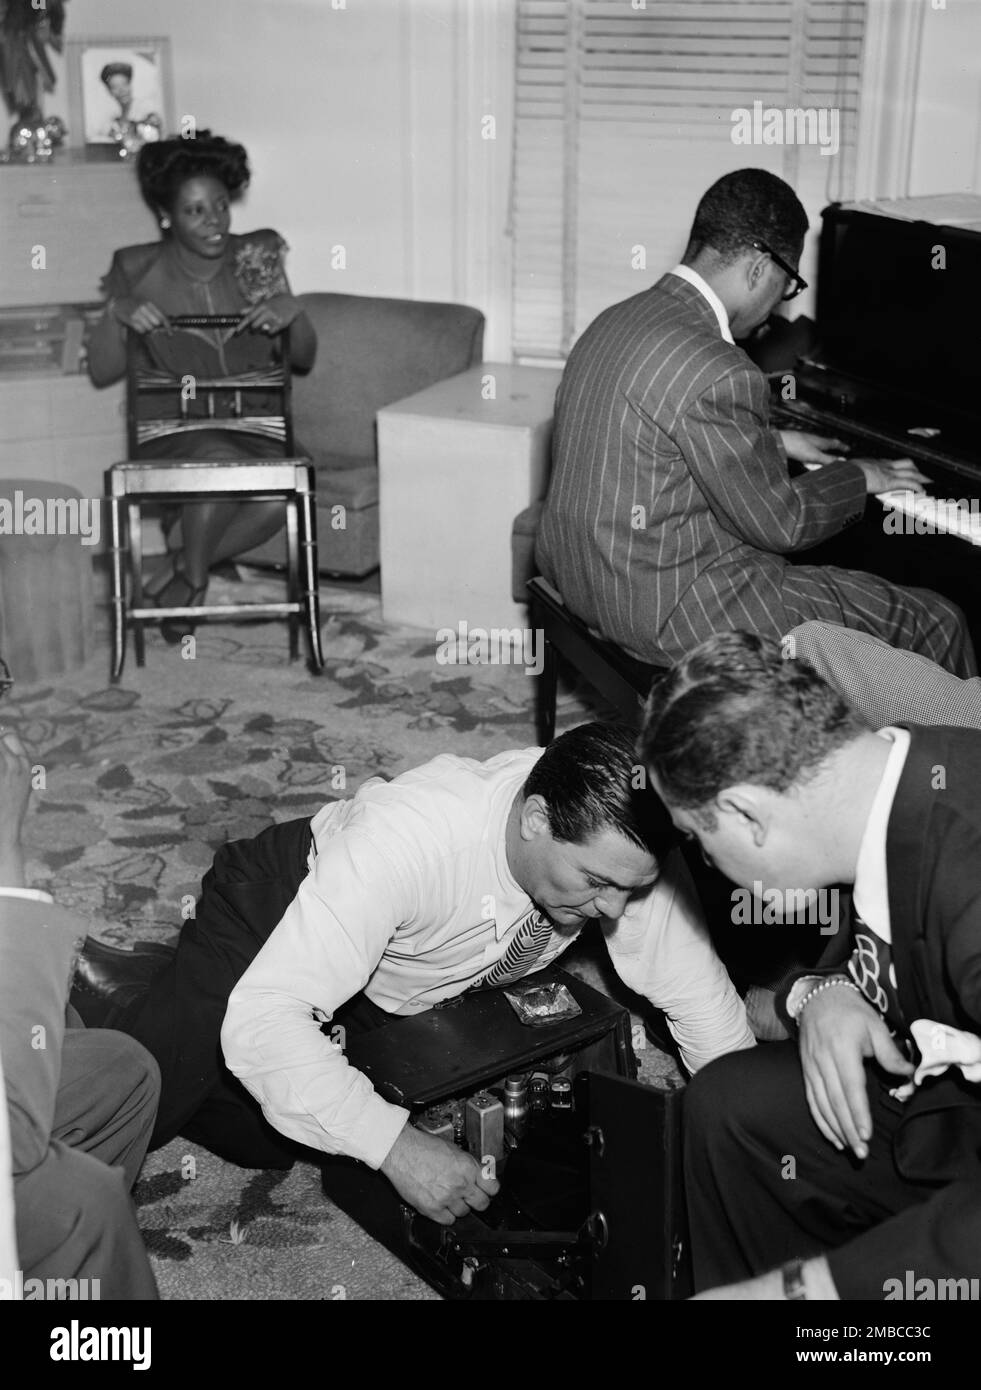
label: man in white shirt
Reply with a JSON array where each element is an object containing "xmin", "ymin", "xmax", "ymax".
[
  {"xmin": 73, "ymin": 721, "xmax": 754, "ymax": 1226},
  {"xmin": 640, "ymin": 631, "xmax": 981, "ymax": 1301}
]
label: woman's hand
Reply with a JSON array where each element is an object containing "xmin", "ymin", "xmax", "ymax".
[
  {"xmin": 110, "ymin": 297, "xmax": 172, "ymax": 335},
  {"xmin": 234, "ymin": 294, "xmax": 304, "ymax": 336}
]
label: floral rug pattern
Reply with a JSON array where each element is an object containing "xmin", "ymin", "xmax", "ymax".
[
  {"xmin": 12, "ymin": 577, "xmax": 598, "ymax": 943},
  {"xmin": 9, "ymin": 573, "xmax": 601, "ymax": 1298}
]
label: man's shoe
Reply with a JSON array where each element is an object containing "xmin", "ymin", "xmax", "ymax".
[{"xmin": 70, "ymin": 937, "xmax": 176, "ymax": 1029}]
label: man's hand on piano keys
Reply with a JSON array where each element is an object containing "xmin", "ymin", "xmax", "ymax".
[
  {"xmin": 778, "ymin": 430, "xmax": 851, "ymax": 466},
  {"xmin": 853, "ymin": 456, "xmax": 930, "ymax": 497}
]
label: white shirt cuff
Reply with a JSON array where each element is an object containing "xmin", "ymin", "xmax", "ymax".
[
  {"xmin": 349, "ymin": 1093, "xmax": 412, "ymax": 1170},
  {"xmin": 0, "ymin": 887, "xmax": 54, "ymax": 904}
]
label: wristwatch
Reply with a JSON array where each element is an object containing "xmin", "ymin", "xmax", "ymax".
[{"xmin": 782, "ymin": 1257, "xmax": 807, "ymax": 1300}]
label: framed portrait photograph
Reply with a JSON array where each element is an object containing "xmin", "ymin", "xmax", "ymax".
[{"xmin": 66, "ymin": 37, "xmax": 174, "ymax": 156}]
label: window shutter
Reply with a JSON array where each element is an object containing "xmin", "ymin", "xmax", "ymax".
[
  {"xmin": 512, "ymin": 1, "xmax": 572, "ymax": 362},
  {"xmin": 511, "ymin": 0, "xmax": 867, "ymax": 360}
]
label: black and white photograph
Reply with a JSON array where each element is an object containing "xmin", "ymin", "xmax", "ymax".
[
  {"xmin": 0, "ymin": 0, "xmax": 979, "ymax": 1361},
  {"xmin": 69, "ymin": 37, "xmax": 170, "ymax": 148}
]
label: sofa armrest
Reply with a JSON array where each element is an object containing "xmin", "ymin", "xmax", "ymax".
[{"xmin": 511, "ymin": 500, "xmax": 544, "ymax": 604}]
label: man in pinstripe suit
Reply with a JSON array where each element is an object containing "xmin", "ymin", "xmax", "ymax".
[{"xmin": 536, "ymin": 169, "xmax": 975, "ymax": 676}]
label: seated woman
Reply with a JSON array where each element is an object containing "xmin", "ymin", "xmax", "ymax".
[{"xmin": 86, "ymin": 130, "xmax": 317, "ymax": 641}]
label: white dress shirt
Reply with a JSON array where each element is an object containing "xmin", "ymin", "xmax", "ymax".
[
  {"xmin": 851, "ymin": 727, "xmax": 910, "ymax": 945},
  {"xmin": 668, "ymin": 264, "xmax": 735, "ymax": 344},
  {"xmin": 221, "ymin": 748, "xmax": 754, "ymax": 1169},
  {"xmin": 787, "ymin": 727, "xmax": 910, "ymax": 1018}
]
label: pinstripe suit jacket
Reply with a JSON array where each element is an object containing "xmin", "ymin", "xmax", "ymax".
[{"xmin": 535, "ymin": 273, "xmax": 867, "ymax": 664}]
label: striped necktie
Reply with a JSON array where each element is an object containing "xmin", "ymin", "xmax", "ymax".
[{"xmin": 474, "ymin": 907, "xmax": 554, "ymax": 990}]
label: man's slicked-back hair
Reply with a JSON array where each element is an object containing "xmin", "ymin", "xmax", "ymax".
[
  {"xmin": 638, "ymin": 631, "xmax": 868, "ymax": 818},
  {"xmin": 523, "ymin": 721, "xmax": 676, "ymax": 861},
  {"xmin": 686, "ymin": 168, "xmax": 808, "ymax": 267}
]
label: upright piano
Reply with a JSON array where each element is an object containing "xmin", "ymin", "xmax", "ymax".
[{"xmin": 767, "ymin": 195, "xmax": 981, "ymax": 650}]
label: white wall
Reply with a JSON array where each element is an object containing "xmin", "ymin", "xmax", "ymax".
[
  {"xmin": 35, "ymin": 0, "xmax": 981, "ymax": 352},
  {"xmin": 60, "ymin": 0, "xmax": 450, "ymax": 300},
  {"xmin": 56, "ymin": 0, "xmax": 515, "ymax": 350},
  {"xmin": 909, "ymin": 0, "xmax": 981, "ymax": 195},
  {"xmin": 857, "ymin": 0, "xmax": 981, "ymax": 200}
]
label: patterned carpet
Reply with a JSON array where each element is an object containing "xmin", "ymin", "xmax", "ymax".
[
  {"xmin": 10, "ymin": 570, "xmax": 677, "ymax": 1300},
  {"xmin": 15, "ymin": 575, "xmax": 568, "ymax": 941}
]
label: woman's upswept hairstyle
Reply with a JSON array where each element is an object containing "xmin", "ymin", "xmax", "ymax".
[
  {"xmin": 100, "ymin": 62, "xmax": 133, "ymax": 86},
  {"xmin": 137, "ymin": 130, "xmax": 250, "ymax": 215},
  {"xmin": 523, "ymin": 720, "xmax": 676, "ymax": 862},
  {"xmin": 638, "ymin": 631, "xmax": 868, "ymax": 824}
]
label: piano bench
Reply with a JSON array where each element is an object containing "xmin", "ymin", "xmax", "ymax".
[{"xmin": 526, "ymin": 577, "xmax": 666, "ymax": 744}]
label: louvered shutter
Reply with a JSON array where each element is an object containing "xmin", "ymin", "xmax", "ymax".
[
  {"xmin": 511, "ymin": 0, "xmax": 867, "ymax": 359},
  {"xmin": 512, "ymin": 1, "xmax": 571, "ymax": 362}
]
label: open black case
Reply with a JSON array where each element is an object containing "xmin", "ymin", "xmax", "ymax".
[{"xmin": 320, "ymin": 967, "xmax": 692, "ymax": 1300}]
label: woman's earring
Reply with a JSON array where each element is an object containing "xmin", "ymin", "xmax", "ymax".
[{"xmin": 159, "ymin": 215, "xmax": 171, "ymax": 230}]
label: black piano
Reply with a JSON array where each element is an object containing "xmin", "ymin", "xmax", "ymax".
[{"xmin": 767, "ymin": 200, "xmax": 981, "ymax": 650}]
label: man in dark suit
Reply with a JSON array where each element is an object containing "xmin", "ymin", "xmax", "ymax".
[
  {"xmin": 536, "ymin": 168, "xmax": 974, "ymax": 676},
  {"xmin": 639, "ymin": 631, "xmax": 981, "ymax": 1300},
  {"xmin": 0, "ymin": 729, "xmax": 159, "ymax": 1299}
]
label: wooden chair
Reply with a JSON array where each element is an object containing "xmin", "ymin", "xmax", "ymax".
[
  {"xmin": 527, "ymin": 576, "xmax": 666, "ymax": 744},
  {"xmin": 106, "ymin": 314, "xmax": 324, "ymax": 682}
]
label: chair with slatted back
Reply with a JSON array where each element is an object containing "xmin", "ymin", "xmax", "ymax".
[{"xmin": 106, "ymin": 313, "xmax": 324, "ymax": 682}]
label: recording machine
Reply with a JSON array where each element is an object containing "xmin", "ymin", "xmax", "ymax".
[
  {"xmin": 319, "ymin": 966, "xmax": 690, "ymax": 1301},
  {"xmin": 769, "ymin": 197, "xmax": 981, "ymax": 650}
]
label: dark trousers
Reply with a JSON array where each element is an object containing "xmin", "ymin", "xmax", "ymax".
[
  {"xmin": 683, "ymin": 1041, "xmax": 936, "ymax": 1293},
  {"xmin": 112, "ymin": 816, "xmax": 389, "ymax": 1169},
  {"xmin": 14, "ymin": 1027, "xmax": 160, "ymax": 1300}
]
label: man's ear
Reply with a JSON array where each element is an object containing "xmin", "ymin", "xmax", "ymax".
[
  {"xmin": 519, "ymin": 793, "xmax": 552, "ymax": 842},
  {"xmin": 717, "ymin": 785, "xmax": 768, "ymax": 846},
  {"xmin": 746, "ymin": 250, "xmax": 768, "ymax": 291}
]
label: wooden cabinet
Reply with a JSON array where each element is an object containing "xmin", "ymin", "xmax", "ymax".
[
  {"xmin": 378, "ymin": 364, "xmax": 561, "ymax": 631},
  {"xmin": 0, "ymin": 158, "xmax": 156, "ymax": 526},
  {"xmin": 0, "ymin": 157, "xmax": 155, "ymax": 307},
  {"xmin": 0, "ymin": 373, "xmax": 125, "ymax": 502}
]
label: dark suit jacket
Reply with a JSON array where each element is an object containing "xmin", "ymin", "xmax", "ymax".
[
  {"xmin": 535, "ymin": 274, "xmax": 866, "ymax": 664},
  {"xmin": 779, "ymin": 726, "xmax": 981, "ymax": 1295},
  {"xmin": 0, "ymin": 896, "xmax": 84, "ymax": 1176}
]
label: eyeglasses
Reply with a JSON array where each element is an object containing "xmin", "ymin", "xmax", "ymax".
[
  {"xmin": 0, "ymin": 657, "xmax": 13, "ymax": 701},
  {"xmin": 750, "ymin": 240, "xmax": 808, "ymax": 300}
]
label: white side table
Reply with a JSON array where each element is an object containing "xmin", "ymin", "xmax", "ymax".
[{"xmin": 378, "ymin": 363, "xmax": 561, "ymax": 631}]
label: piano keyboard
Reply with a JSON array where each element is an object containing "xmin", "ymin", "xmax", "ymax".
[
  {"xmin": 875, "ymin": 490, "xmax": 981, "ymax": 548},
  {"xmin": 800, "ymin": 457, "xmax": 981, "ymax": 549}
]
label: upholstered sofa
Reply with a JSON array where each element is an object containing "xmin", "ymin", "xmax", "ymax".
[{"xmin": 240, "ymin": 291, "xmax": 485, "ymax": 577}]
